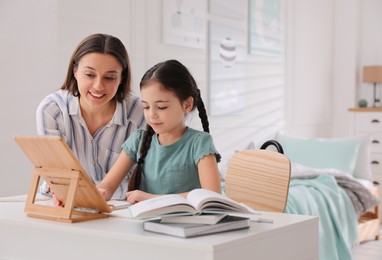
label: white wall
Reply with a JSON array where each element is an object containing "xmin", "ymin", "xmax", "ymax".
[
  {"xmin": 1, "ymin": 0, "xmax": 381, "ymax": 197},
  {"xmin": 358, "ymin": 0, "xmax": 382, "ymax": 102},
  {"xmin": 331, "ymin": 0, "xmax": 359, "ymax": 137},
  {"xmin": 285, "ymin": 0, "xmax": 335, "ymax": 137},
  {"xmin": 0, "ymin": 0, "xmax": 58, "ymax": 196},
  {"xmin": 286, "ymin": 0, "xmax": 382, "ymax": 138}
]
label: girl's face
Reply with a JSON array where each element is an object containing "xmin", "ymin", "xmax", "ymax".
[
  {"xmin": 74, "ymin": 53, "xmax": 122, "ymax": 110},
  {"xmin": 141, "ymin": 81, "xmax": 193, "ymax": 137}
]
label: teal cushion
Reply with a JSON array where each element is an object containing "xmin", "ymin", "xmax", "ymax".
[{"xmin": 278, "ymin": 135, "xmax": 362, "ymax": 176}]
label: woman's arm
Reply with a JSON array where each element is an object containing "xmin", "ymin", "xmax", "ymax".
[
  {"xmin": 97, "ymin": 151, "xmax": 135, "ymax": 200},
  {"xmin": 36, "ymin": 100, "xmax": 62, "ymax": 197},
  {"xmin": 36, "ymin": 98, "xmax": 62, "ymax": 136}
]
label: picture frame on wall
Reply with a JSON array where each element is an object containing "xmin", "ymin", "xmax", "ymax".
[
  {"xmin": 208, "ymin": 0, "xmax": 246, "ymax": 20},
  {"xmin": 248, "ymin": 0, "xmax": 283, "ymax": 58},
  {"xmin": 209, "ymin": 21, "xmax": 246, "ymax": 116},
  {"xmin": 162, "ymin": 0, "xmax": 206, "ymax": 49}
]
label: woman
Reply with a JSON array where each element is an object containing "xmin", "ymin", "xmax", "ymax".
[{"xmin": 36, "ymin": 33, "xmax": 145, "ymax": 199}]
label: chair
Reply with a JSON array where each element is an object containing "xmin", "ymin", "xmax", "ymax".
[{"xmin": 225, "ymin": 140, "xmax": 291, "ymax": 213}]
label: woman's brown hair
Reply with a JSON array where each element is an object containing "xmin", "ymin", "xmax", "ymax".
[{"xmin": 61, "ymin": 33, "xmax": 131, "ymax": 102}]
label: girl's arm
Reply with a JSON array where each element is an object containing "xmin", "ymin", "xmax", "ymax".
[
  {"xmin": 97, "ymin": 151, "xmax": 134, "ymax": 200},
  {"xmin": 197, "ymin": 154, "xmax": 222, "ymax": 193}
]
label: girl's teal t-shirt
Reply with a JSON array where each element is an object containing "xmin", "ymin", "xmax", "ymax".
[{"xmin": 122, "ymin": 127, "xmax": 221, "ymax": 194}]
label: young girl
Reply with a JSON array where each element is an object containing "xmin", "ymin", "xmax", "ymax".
[{"xmin": 97, "ymin": 59, "xmax": 221, "ymax": 203}]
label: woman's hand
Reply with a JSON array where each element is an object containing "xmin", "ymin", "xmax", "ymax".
[
  {"xmin": 97, "ymin": 152, "xmax": 135, "ymax": 201},
  {"xmin": 125, "ymin": 190, "xmax": 156, "ymax": 203},
  {"xmin": 51, "ymin": 192, "xmax": 64, "ymax": 207},
  {"xmin": 97, "ymin": 188, "xmax": 108, "ymax": 199},
  {"xmin": 97, "ymin": 187, "xmax": 114, "ymax": 201}
]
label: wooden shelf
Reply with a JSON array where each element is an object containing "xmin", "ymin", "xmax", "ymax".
[{"xmin": 349, "ymin": 107, "xmax": 382, "ymax": 112}]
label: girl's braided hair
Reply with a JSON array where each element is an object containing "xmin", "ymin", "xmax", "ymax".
[{"xmin": 128, "ymin": 60, "xmax": 209, "ymax": 191}]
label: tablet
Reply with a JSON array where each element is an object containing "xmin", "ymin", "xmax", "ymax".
[{"xmin": 15, "ymin": 135, "xmax": 112, "ymax": 219}]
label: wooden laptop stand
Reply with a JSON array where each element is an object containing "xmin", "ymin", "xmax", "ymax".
[{"xmin": 15, "ymin": 135, "xmax": 113, "ymax": 223}]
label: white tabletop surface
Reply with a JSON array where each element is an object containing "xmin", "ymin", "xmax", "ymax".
[{"xmin": 0, "ymin": 197, "xmax": 319, "ymax": 260}]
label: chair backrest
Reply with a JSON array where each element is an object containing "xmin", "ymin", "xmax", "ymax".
[{"xmin": 225, "ymin": 149, "xmax": 291, "ymax": 213}]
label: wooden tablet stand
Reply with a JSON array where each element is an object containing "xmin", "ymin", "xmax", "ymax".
[{"xmin": 15, "ymin": 135, "xmax": 113, "ymax": 223}]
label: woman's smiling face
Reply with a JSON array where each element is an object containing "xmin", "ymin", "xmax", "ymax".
[{"xmin": 74, "ymin": 52, "xmax": 122, "ymax": 109}]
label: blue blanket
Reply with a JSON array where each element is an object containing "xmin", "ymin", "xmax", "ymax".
[{"xmin": 285, "ymin": 175, "xmax": 358, "ymax": 260}]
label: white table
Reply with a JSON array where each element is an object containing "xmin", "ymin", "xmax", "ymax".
[{"xmin": 0, "ymin": 200, "xmax": 318, "ymax": 260}]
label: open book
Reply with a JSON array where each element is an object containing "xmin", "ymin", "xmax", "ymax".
[{"xmin": 128, "ymin": 188, "xmax": 254, "ymax": 219}]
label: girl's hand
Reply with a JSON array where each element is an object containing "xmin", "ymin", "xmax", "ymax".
[{"xmin": 125, "ymin": 190, "xmax": 156, "ymax": 203}]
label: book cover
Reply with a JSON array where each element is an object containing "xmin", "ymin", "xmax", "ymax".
[
  {"xmin": 128, "ymin": 188, "xmax": 254, "ymax": 219},
  {"xmin": 143, "ymin": 215, "xmax": 250, "ymax": 238}
]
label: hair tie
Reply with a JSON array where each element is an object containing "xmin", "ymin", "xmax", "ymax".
[{"xmin": 137, "ymin": 158, "xmax": 144, "ymax": 165}]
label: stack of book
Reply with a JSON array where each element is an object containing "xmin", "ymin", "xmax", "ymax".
[
  {"xmin": 110, "ymin": 189, "xmax": 254, "ymax": 238},
  {"xmin": 143, "ymin": 212, "xmax": 250, "ymax": 238}
]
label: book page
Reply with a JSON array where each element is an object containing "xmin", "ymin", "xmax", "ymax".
[
  {"xmin": 128, "ymin": 194, "xmax": 198, "ymax": 219},
  {"xmin": 186, "ymin": 189, "xmax": 251, "ymax": 213},
  {"xmin": 108, "ymin": 200, "xmax": 131, "ymax": 210}
]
